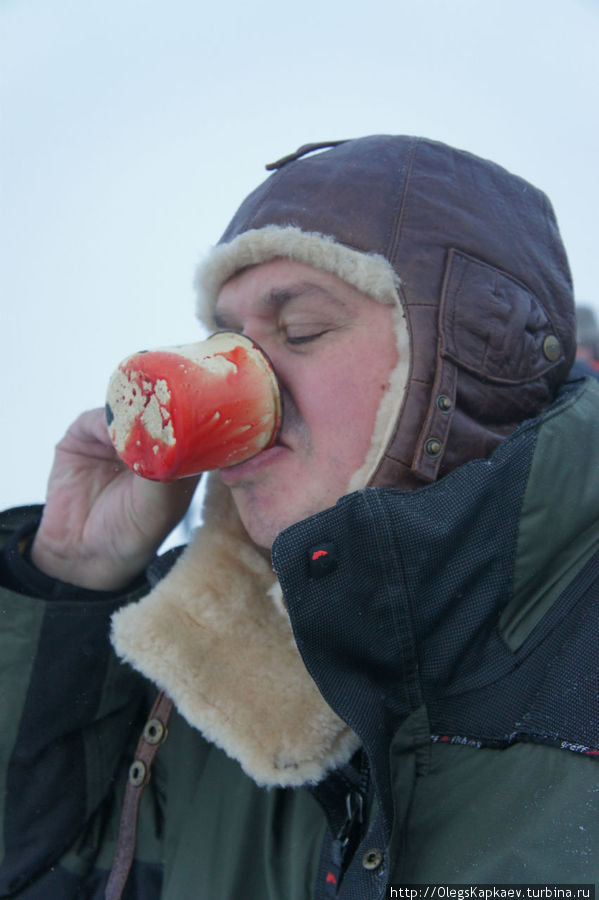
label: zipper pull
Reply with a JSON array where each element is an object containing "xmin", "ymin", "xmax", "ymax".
[{"xmin": 331, "ymin": 789, "xmax": 364, "ymax": 871}]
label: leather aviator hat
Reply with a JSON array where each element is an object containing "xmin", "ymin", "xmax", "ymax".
[{"xmin": 196, "ymin": 135, "xmax": 576, "ymax": 491}]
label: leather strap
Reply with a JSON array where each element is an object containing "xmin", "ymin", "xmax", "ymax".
[
  {"xmin": 105, "ymin": 691, "xmax": 174, "ymax": 900},
  {"xmin": 265, "ymin": 141, "xmax": 347, "ymax": 170}
]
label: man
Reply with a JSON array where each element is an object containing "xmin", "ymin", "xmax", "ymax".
[
  {"xmin": 1, "ymin": 135, "xmax": 598, "ymax": 899},
  {"xmin": 575, "ymin": 304, "xmax": 599, "ymax": 376}
]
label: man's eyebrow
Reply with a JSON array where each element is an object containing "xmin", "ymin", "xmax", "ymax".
[
  {"xmin": 263, "ymin": 282, "xmax": 323, "ymax": 310},
  {"xmin": 214, "ymin": 280, "xmax": 343, "ymax": 328}
]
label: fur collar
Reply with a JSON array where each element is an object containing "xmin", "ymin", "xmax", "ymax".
[{"xmin": 110, "ymin": 475, "xmax": 360, "ymax": 787}]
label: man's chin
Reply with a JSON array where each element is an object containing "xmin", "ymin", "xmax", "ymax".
[
  {"xmin": 226, "ymin": 484, "xmax": 307, "ymax": 551},
  {"xmin": 235, "ymin": 509, "xmax": 280, "ymax": 551}
]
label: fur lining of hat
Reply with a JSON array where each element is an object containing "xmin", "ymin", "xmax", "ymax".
[
  {"xmin": 195, "ymin": 225, "xmax": 401, "ymax": 328},
  {"xmin": 111, "ymin": 475, "xmax": 360, "ymax": 788},
  {"xmin": 349, "ymin": 302, "xmax": 410, "ymax": 490}
]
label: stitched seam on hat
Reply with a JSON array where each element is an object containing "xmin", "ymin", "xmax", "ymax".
[{"xmin": 386, "ymin": 137, "xmax": 419, "ymax": 264}]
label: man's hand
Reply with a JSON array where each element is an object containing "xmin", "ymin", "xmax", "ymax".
[{"xmin": 31, "ymin": 408, "xmax": 199, "ymax": 591}]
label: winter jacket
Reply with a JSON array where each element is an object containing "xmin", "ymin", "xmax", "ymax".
[{"xmin": 1, "ymin": 375, "xmax": 599, "ymax": 899}]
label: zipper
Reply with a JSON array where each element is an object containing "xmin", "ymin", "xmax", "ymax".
[
  {"xmin": 331, "ymin": 788, "xmax": 364, "ymax": 870},
  {"xmin": 317, "ymin": 749, "xmax": 371, "ymax": 896}
]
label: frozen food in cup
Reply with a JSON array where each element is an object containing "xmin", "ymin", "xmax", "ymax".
[{"xmin": 106, "ymin": 331, "xmax": 282, "ymax": 481}]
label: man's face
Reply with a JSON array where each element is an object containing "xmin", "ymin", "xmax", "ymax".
[{"xmin": 214, "ymin": 258, "xmax": 400, "ymax": 549}]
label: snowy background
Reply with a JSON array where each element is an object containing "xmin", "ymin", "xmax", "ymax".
[{"xmin": 2, "ymin": 0, "xmax": 598, "ymax": 540}]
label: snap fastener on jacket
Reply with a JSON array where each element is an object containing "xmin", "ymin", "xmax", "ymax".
[
  {"xmin": 361, "ymin": 848, "xmax": 384, "ymax": 871},
  {"xmin": 424, "ymin": 437, "xmax": 442, "ymax": 457},
  {"xmin": 308, "ymin": 543, "xmax": 338, "ymax": 577},
  {"xmin": 542, "ymin": 334, "xmax": 561, "ymax": 362},
  {"xmin": 128, "ymin": 760, "xmax": 148, "ymax": 788},
  {"xmin": 143, "ymin": 717, "xmax": 167, "ymax": 745},
  {"xmin": 436, "ymin": 394, "xmax": 453, "ymax": 412}
]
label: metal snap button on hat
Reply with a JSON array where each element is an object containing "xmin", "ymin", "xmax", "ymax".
[
  {"xmin": 542, "ymin": 334, "xmax": 561, "ymax": 361},
  {"xmin": 424, "ymin": 437, "xmax": 442, "ymax": 458},
  {"xmin": 308, "ymin": 543, "xmax": 338, "ymax": 577}
]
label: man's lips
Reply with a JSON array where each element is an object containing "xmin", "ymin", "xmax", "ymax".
[{"xmin": 217, "ymin": 441, "xmax": 290, "ymax": 484}]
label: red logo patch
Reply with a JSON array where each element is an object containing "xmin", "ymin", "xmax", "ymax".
[{"xmin": 312, "ymin": 549, "xmax": 328, "ymax": 561}]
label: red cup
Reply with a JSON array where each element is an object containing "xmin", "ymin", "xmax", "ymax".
[{"xmin": 106, "ymin": 331, "xmax": 282, "ymax": 481}]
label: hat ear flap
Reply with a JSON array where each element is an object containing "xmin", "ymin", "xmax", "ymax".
[{"xmin": 411, "ymin": 249, "xmax": 565, "ymax": 482}]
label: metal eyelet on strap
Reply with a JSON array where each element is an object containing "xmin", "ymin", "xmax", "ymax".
[
  {"xmin": 362, "ymin": 848, "xmax": 384, "ymax": 871},
  {"xmin": 128, "ymin": 760, "xmax": 148, "ymax": 788},
  {"xmin": 143, "ymin": 718, "xmax": 167, "ymax": 745}
]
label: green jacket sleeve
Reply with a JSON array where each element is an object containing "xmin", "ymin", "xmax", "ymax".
[{"xmin": 0, "ymin": 507, "xmax": 153, "ymax": 896}]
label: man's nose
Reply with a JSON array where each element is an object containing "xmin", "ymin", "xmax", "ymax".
[
  {"xmin": 239, "ymin": 327, "xmax": 279, "ymax": 374},
  {"xmin": 238, "ymin": 330, "xmax": 292, "ymax": 410}
]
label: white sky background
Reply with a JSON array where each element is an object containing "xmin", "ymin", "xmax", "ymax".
[{"xmin": 1, "ymin": 0, "xmax": 598, "ymax": 531}]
